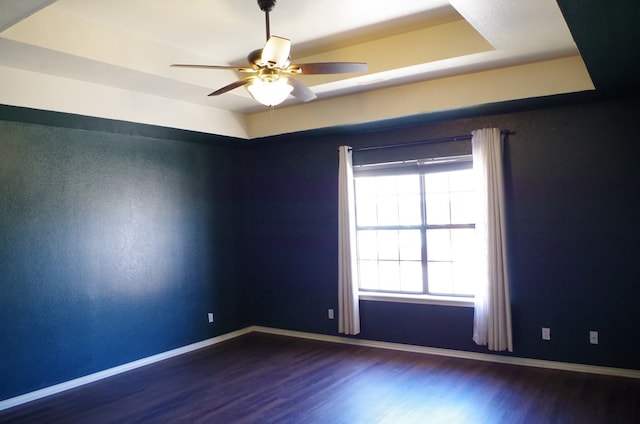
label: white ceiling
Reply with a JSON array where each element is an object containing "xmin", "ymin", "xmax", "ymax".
[{"xmin": 0, "ymin": 0, "xmax": 594, "ymax": 139}]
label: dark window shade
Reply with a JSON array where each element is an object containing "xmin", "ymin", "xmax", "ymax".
[{"xmin": 352, "ymin": 139, "xmax": 471, "ymax": 166}]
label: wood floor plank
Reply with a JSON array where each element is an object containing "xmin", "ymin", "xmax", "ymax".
[{"xmin": 2, "ymin": 332, "xmax": 640, "ymax": 423}]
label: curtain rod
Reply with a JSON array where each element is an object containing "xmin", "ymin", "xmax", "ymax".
[{"xmin": 350, "ymin": 130, "xmax": 513, "ymax": 152}]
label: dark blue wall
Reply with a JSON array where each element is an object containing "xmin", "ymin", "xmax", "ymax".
[
  {"xmin": 0, "ymin": 111, "xmax": 246, "ymax": 400},
  {"xmin": 239, "ymin": 96, "xmax": 640, "ymax": 370},
  {"xmin": 2, "ymin": 95, "xmax": 640, "ymax": 402}
]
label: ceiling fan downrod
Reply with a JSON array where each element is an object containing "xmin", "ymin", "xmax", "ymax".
[{"xmin": 257, "ymin": 0, "xmax": 277, "ymax": 40}]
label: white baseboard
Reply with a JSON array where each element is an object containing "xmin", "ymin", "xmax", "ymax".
[
  {"xmin": 249, "ymin": 326, "xmax": 640, "ymax": 380},
  {"xmin": 3, "ymin": 325, "xmax": 639, "ymax": 412},
  {"xmin": 249, "ymin": 326, "xmax": 640, "ymax": 378},
  {"xmin": 0, "ymin": 327, "xmax": 253, "ymax": 412}
]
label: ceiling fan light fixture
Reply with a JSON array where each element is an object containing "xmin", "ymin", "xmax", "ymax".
[
  {"xmin": 247, "ymin": 76, "xmax": 293, "ymax": 106},
  {"xmin": 171, "ymin": 0, "xmax": 366, "ymax": 106}
]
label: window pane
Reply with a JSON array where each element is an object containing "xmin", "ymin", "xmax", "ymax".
[
  {"xmin": 354, "ymin": 177, "xmax": 378, "ymax": 226},
  {"xmin": 452, "ymin": 261, "xmax": 475, "ymax": 296},
  {"xmin": 400, "ymin": 261, "xmax": 423, "ymax": 292},
  {"xmin": 449, "ymin": 169, "xmax": 473, "ymax": 190},
  {"xmin": 426, "ymin": 229, "xmax": 451, "ymax": 261},
  {"xmin": 397, "ymin": 174, "xmax": 421, "ymax": 194},
  {"xmin": 377, "ymin": 195, "xmax": 399, "ymax": 225},
  {"xmin": 425, "ymin": 192, "xmax": 450, "ymax": 225},
  {"xmin": 358, "ymin": 260, "xmax": 379, "ymax": 290},
  {"xmin": 399, "ymin": 230, "xmax": 421, "ymax": 260},
  {"xmin": 378, "ymin": 261, "xmax": 400, "ymax": 291},
  {"xmin": 427, "ymin": 262, "xmax": 452, "ymax": 294},
  {"xmin": 376, "ymin": 176, "xmax": 397, "ymax": 196},
  {"xmin": 357, "ymin": 230, "xmax": 378, "ymax": 260},
  {"xmin": 450, "ymin": 229, "xmax": 476, "ymax": 296},
  {"xmin": 397, "ymin": 175, "xmax": 421, "ymax": 225},
  {"xmin": 450, "ymin": 228, "xmax": 476, "ymax": 261},
  {"xmin": 355, "ymin": 175, "xmax": 422, "ymax": 226},
  {"xmin": 377, "ymin": 230, "xmax": 399, "ymax": 260},
  {"xmin": 424, "ymin": 172, "xmax": 449, "ymax": 193},
  {"xmin": 355, "ymin": 196, "xmax": 377, "ymax": 226},
  {"xmin": 450, "ymin": 191, "xmax": 475, "ymax": 224},
  {"xmin": 425, "ymin": 170, "xmax": 475, "ymax": 226},
  {"xmin": 355, "ymin": 177, "xmax": 376, "ymax": 196},
  {"xmin": 355, "ymin": 178, "xmax": 377, "ymax": 226},
  {"xmin": 398, "ymin": 194, "xmax": 421, "ymax": 224}
]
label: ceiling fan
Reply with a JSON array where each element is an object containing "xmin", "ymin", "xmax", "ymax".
[{"xmin": 171, "ymin": 0, "xmax": 367, "ymax": 107}]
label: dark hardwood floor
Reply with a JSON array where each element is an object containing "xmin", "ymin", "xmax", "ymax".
[{"xmin": 2, "ymin": 332, "xmax": 640, "ymax": 423}]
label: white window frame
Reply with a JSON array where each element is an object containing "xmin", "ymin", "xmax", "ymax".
[{"xmin": 353, "ymin": 155, "xmax": 475, "ymax": 307}]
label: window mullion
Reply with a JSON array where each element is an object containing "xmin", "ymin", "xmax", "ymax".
[{"xmin": 420, "ymin": 174, "xmax": 428, "ymax": 294}]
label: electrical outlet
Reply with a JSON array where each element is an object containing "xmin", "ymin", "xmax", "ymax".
[
  {"xmin": 542, "ymin": 327, "xmax": 551, "ymax": 340},
  {"xmin": 589, "ymin": 331, "xmax": 598, "ymax": 344},
  {"xmin": 208, "ymin": 312, "xmax": 214, "ymax": 323},
  {"xmin": 328, "ymin": 309, "xmax": 334, "ymax": 320}
]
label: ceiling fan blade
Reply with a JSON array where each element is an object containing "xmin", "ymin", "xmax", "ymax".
[
  {"xmin": 172, "ymin": 64, "xmax": 256, "ymax": 73},
  {"xmin": 208, "ymin": 78, "xmax": 253, "ymax": 96},
  {"xmin": 261, "ymin": 36, "xmax": 291, "ymax": 68},
  {"xmin": 286, "ymin": 62, "xmax": 367, "ymax": 75},
  {"xmin": 288, "ymin": 78, "xmax": 317, "ymax": 102}
]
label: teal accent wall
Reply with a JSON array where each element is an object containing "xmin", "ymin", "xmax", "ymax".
[{"xmin": 0, "ymin": 111, "xmax": 245, "ymax": 400}]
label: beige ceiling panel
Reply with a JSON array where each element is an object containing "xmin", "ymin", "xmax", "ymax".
[{"xmin": 247, "ymin": 56, "xmax": 594, "ymax": 139}]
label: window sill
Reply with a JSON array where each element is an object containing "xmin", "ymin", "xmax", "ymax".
[{"xmin": 358, "ymin": 292, "xmax": 474, "ymax": 308}]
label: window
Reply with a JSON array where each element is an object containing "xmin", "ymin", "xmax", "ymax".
[{"xmin": 353, "ymin": 156, "xmax": 476, "ymax": 300}]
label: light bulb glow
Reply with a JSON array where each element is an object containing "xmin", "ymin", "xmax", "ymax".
[{"xmin": 247, "ymin": 76, "xmax": 293, "ymax": 106}]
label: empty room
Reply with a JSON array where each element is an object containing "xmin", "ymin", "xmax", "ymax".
[{"xmin": 1, "ymin": 0, "xmax": 639, "ymax": 422}]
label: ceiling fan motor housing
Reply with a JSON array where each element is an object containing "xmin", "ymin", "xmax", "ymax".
[
  {"xmin": 248, "ymin": 49, "xmax": 263, "ymax": 66},
  {"xmin": 257, "ymin": 0, "xmax": 276, "ymax": 12}
]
